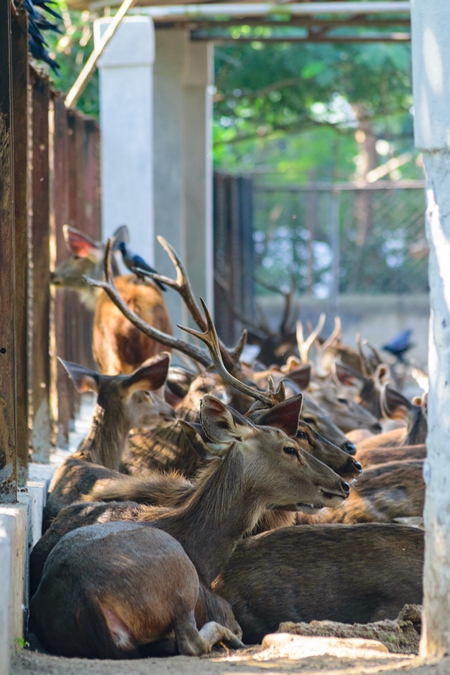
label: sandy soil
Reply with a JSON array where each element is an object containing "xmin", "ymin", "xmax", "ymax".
[{"xmin": 10, "ymin": 645, "xmax": 450, "ymax": 675}]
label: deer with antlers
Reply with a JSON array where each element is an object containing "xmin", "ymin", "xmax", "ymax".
[
  {"xmin": 30, "ymin": 394, "xmax": 350, "ymax": 657},
  {"xmin": 51, "ymin": 226, "xmax": 173, "ymax": 374}
]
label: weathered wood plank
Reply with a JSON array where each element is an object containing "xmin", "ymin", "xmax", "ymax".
[
  {"xmin": 0, "ymin": 0, "xmax": 18, "ymax": 502},
  {"xmin": 52, "ymin": 95, "xmax": 72, "ymax": 447},
  {"xmin": 12, "ymin": 9, "xmax": 30, "ymax": 484},
  {"xmin": 30, "ymin": 68, "xmax": 53, "ymax": 462}
]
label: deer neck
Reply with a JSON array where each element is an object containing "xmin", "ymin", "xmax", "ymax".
[
  {"xmin": 158, "ymin": 448, "xmax": 267, "ymax": 586},
  {"xmin": 76, "ymin": 403, "xmax": 129, "ymax": 470}
]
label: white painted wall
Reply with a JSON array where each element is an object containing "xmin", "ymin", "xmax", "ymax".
[
  {"xmin": 153, "ymin": 30, "xmax": 214, "ymax": 330},
  {"xmin": 95, "ymin": 17, "xmax": 155, "ymax": 261},
  {"xmin": 411, "ymin": 0, "xmax": 450, "ymax": 658}
]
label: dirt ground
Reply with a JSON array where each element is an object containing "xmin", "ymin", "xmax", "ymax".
[{"xmin": 10, "ymin": 645, "xmax": 450, "ymax": 675}]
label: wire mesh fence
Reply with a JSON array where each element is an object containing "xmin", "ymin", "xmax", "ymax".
[{"xmin": 252, "ymin": 180, "xmax": 428, "ymax": 300}]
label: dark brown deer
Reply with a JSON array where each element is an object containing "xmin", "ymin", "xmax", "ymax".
[
  {"xmin": 51, "ymin": 226, "xmax": 173, "ymax": 374},
  {"xmin": 296, "ymin": 459, "xmax": 424, "ymax": 524},
  {"xmin": 43, "ymin": 353, "xmax": 174, "ymax": 531},
  {"xmin": 29, "ymin": 394, "xmax": 349, "ymax": 658},
  {"xmin": 30, "ymin": 391, "xmax": 357, "ymax": 596},
  {"xmin": 213, "ymin": 523, "xmax": 424, "ymax": 644}
]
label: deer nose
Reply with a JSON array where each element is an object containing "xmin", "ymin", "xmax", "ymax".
[
  {"xmin": 352, "ymin": 460, "xmax": 363, "ymax": 474},
  {"xmin": 342, "ymin": 441, "xmax": 356, "ymax": 455},
  {"xmin": 341, "ymin": 481, "xmax": 350, "ymax": 496},
  {"xmin": 371, "ymin": 422, "xmax": 383, "ymax": 434}
]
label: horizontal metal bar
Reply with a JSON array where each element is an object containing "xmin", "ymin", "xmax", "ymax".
[
  {"xmin": 125, "ymin": 2, "xmax": 411, "ymax": 21},
  {"xmin": 191, "ymin": 30, "xmax": 411, "ymax": 41},
  {"xmin": 254, "ymin": 179, "xmax": 426, "ymax": 193},
  {"xmin": 184, "ymin": 17, "xmax": 411, "ymax": 29}
]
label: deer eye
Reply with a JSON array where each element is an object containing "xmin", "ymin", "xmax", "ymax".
[
  {"xmin": 284, "ymin": 446, "xmax": 298, "ymax": 457},
  {"xmin": 337, "ymin": 397, "xmax": 349, "ymax": 405},
  {"xmin": 303, "ymin": 416, "xmax": 315, "ymax": 425},
  {"xmin": 297, "ymin": 430, "xmax": 309, "ymax": 441}
]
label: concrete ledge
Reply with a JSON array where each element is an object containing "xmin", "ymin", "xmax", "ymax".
[
  {"xmin": 0, "ymin": 503, "xmax": 28, "ymax": 658},
  {"xmin": 0, "ymin": 527, "xmax": 12, "ymax": 675}
]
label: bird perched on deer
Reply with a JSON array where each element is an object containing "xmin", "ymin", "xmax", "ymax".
[{"xmin": 118, "ymin": 241, "xmax": 167, "ymax": 292}]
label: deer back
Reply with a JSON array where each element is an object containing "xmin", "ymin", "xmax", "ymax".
[{"xmin": 214, "ymin": 523, "xmax": 424, "ymax": 644}]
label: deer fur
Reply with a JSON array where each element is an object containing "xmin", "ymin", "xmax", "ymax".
[
  {"xmin": 296, "ymin": 459, "xmax": 424, "ymax": 524},
  {"xmin": 356, "ymin": 386, "xmax": 428, "ymax": 453},
  {"xmin": 51, "ymin": 227, "xmax": 172, "ymax": 374},
  {"xmin": 356, "ymin": 444, "xmax": 426, "ymax": 467},
  {"xmin": 43, "ymin": 354, "xmax": 174, "ymax": 531},
  {"xmin": 30, "ymin": 394, "xmax": 356, "ymax": 595},
  {"xmin": 213, "ymin": 523, "xmax": 424, "ymax": 644},
  {"xmin": 30, "ymin": 395, "xmax": 349, "ymax": 658}
]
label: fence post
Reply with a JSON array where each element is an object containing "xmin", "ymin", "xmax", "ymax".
[
  {"xmin": 0, "ymin": 0, "xmax": 18, "ymax": 502},
  {"xmin": 52, "ymin": 95, "xmax": 72, "ymax": 446},
  {"xmin": 30, "ymin": 68, "xmax": 53, "ymax": 462},
  {"xmin": 12, "ymin": 9, "xmax": 30, "ymax": 484}
]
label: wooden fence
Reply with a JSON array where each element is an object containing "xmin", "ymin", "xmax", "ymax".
[{"xmin": 0, "ymin": 4, "xmax": 100, "ymax": 502}]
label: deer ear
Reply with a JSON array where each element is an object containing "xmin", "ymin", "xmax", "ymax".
[
  {"xmin": 179, "ymin": 420, "xmax": 230, "ymax": 459},
  {"xmin": 252, "ymin": 394, "xmax": 302, "ymax": 438},
  {"xmin": 58, "ymin": 357, "xmax": 100, "ymax": 393},
  {"xmin": 382, "ymin": 385, "xmax": 413, "ymax": 421},
  {"xmin": 374, "ymin": 363, "xmax": 390, "ymax": 387},
  {"xmin": 285, "ymin": 365, "xmax": 311, "ymax": 390},
  {"xmin": 63, "ymin": 225, "xmax": 103, "ymax": 263},
  {"xmin": 125, "ymin": 353, "xmax": 171, "ymax": 393},
  {"xmin": 200, "ymin": 395, "xmax": 255, "ymax": 444}
]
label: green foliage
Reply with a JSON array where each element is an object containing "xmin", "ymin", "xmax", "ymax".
[{"xmin": 35, "ymin": 0, "xmax": 99, "ymax": 117}]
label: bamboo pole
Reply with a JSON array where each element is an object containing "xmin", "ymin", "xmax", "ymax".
[{"xmin": 65, "ymin": 0, "xmax": 137, "ymax": 108}]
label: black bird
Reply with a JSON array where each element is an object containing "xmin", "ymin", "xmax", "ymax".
[
  {"xmin": 118, "ymin": 242, "xmax": 167, "ymax": 292},
  {"xmin": 382, "ymin": 329, "xmax": 414, "ymax": 363}
]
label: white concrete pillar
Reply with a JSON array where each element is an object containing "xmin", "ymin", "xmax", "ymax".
[
  {"xmin": 411, "ymin": 0, "xmax": 450, "ymax": 658},
  {"xmin": 0, "ymin": 528, "xmax": 11, "ymax": 675},
  {"xmin": 95, "ymin": 17, "xmax": 155, "ymax": 261},
  {"xmin": 153, "ymin": 30, "xmax": 213, "ymax": 329}
]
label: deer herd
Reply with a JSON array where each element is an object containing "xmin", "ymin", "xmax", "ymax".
[{"xmin": 29, "ymin": 225, "xmax": 428, "ymax": 658}]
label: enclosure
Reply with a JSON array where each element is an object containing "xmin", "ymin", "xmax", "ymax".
[{"xmin": 2, "ymin": 0, "xmax": 450, "ymax": 673}]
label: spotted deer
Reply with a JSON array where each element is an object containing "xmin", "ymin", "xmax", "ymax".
[{"xmin": 29, "ymin": 395, "xmax": 349, "ymax": 658}]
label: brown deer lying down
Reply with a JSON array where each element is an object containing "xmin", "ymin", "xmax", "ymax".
[
  {"xmin": 356, "ymin": 386, "xmax": 427, "ymax": 453},
  {"xmin": 297, "ymin": 459, "xmax": 424, "ymax": 524},
  {"xmin": 51, "ymin": 226, "xmax": 173, "ymax": 374},
  {"xmin": 29, "ymin": 395, "xmax": 349, "ymax": 658},
  {"xmin": 29, "ymin": 393, "xmax": 358, "ymax": 596},
  {"xmin": 213, "ymin": 523, "xmax": 424, "ymax": 644},
  {"xmin": 43, "ymin": 353, "xmax": 174, "ymax": 531},
  {"xmin": 357, "ymin": 444, "xmax": 426, "ymax": 467}
]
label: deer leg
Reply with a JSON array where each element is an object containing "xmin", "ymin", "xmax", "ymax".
[{"xmin": 174, "ymin": 613, "xmax": 244, "ymax": 656}]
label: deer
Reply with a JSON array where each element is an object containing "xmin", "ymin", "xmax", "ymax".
[
  {"xmin": 51, "ymin": 225, "xmax": 172, "ymax": 374},
  {"xmin": 29, "ymin": 394, "xmax": 350, "ymax": 658},
  {"xmin": 355, "ymin": 385, "xmax": 428, "ymax": 455},
  {"xmin": 43, "ymin": 352, "xmax": 174, "ymax": 531},
  {"xmin": 30, "ymin": 386, "xmax": 360, "ymax": 597},
  {"xmin": 296, "ymin": 458, "xmax": 424, "ymax": 525},
  {"xmin": 213, "ymin": 522, "xmax": 424, "ymax": 644},
  {"xmin": 82, "ymin": 240, "xmax": 361, "ymax": 479}
]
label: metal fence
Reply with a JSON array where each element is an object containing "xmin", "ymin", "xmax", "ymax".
[
  {"xmin": 253, "ymin": 180, "xmax": 427, "ymax": 305},
  {"xmin": 1, "ymin": 4, "xmax": 101, "ymax": 500}
]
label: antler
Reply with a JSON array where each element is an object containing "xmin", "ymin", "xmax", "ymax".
[
  {"xmin": 84, "ymin": 238, "xmax": 212, "ymax": 367},
  {"xmin": 179, "ymin": 298, "xmax": 286, "ymax": 408},
  {"xmin": 135, "ymin": 236, "xmax": 247, "ymax": 376},
  {"xmin": 296, "ymin": 313, "xmax": 326, "ymax": 364}
]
